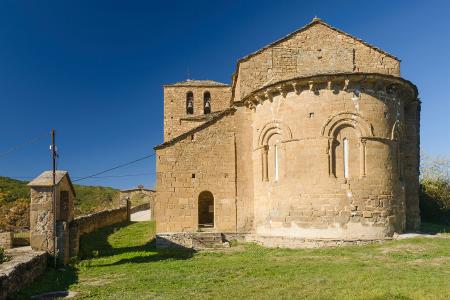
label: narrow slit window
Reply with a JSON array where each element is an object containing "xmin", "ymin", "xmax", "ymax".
[
  {"xmin": 343, "ymin": 138, "xmax": 349, "ymax": 179},
  {"xmin": 186, "ymin": 92, "xmax": 194, "ymax": 114},
  {"xmin": 274, "ymin": 144, "xmax": 279, "ymax": 181},
  {"xmin": 203, "ymin": 91, "xmax": 211, "ymax": 114}
]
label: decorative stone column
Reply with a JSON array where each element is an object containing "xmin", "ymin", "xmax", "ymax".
[{"xmin": 261, "ymin": 145, "xmax": 269, "ymax": 182}]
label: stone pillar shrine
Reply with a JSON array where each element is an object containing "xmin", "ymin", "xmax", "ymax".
[{"xmin": 28, "ymin": 170, "xmax": 75, "ymax": 265}]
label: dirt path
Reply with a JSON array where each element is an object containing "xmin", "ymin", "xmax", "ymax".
[{"xmin": 130, "ymin": 209, "xmax": 151, "ymax": 222}]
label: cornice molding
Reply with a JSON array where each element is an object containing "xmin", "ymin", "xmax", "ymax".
[{"xmin": 239, "ymin": 73, "xmax": 418, "ymax": 111}]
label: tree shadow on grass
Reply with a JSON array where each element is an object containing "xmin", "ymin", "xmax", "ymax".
[
  {"xmin": 78, "ymin": 221, "xmax": 194, "ymax": 267},
  {"xmin": 419, "ymin": 222, "xmax": 450, "ymax": 235}
]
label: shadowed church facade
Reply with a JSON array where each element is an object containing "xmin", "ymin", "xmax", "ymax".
[{"xmin": 153, "ymin": 18, "xmax": 420, "ymax": 246}]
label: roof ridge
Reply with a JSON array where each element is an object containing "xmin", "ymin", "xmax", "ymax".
[
  {"xmin": 27, "ymin": 170, "xmax": 76, "ymax": 196},
  {"xmin": 237, "ymin": 18, "xmax": 398, "ymax": 64},
  {"xmin": 165, "ymin": 79, "xmax": 230, "ymax": 87},
  {"xmin": 230, "ymin": 18, "xmax": 399, "ymax": 101}
]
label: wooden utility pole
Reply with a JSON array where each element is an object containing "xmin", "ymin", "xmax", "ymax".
[{"xmin": 51, "ymin": 129, "xmax": 57, "ymax": 268}]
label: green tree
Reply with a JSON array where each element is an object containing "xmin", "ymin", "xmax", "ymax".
[{"xmin": 420, "ymin": 153, "xmax": 450, "ymax": 224}]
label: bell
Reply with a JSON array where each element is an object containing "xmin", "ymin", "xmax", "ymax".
[
  {"xmin": 187, "ymin": 101, "xmax": 193, "ymax": 108},
  {"xmin": 205, "ymin": 101, "xmax": 210, "ymax": 108}
]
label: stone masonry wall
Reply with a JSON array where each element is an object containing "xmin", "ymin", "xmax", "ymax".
[
  {"xmin": 69, "ymin": 205, "xmax": 129, "ymax": 257},
  {"xmin": 29, "ymin": 187, "xmax": 55, "ymax": 254},
  {"xmin": 403, "ymin": 101, "xmax": 421, "ymax": 230},
  {"xmin": 74, "ymin": 206, "xmax": 128, "ymax": 236},
  {"xmin": 247, "ymin": 76, "xmax": 416, "ymax": 240},
  {"xmin": 0, "ymin": 232, "xmax": 12, "ymax": 249},
  {"xmin": 164, "ymin": 86, "xmax": 231, "ymax": 141},
  {"xmin": 120, "ymin": 189, "xmax": 155, "ymax": 219},
  {"xmin": 0, "ymin": 249, "xmax": 47, "ymax": 300},
  {"xmin": 234, "ymin": 108, "xmax": 255, "ymax": 232},
  {"xmin": 155, "ymin": 112, "xmax": 237, "ymax": 233},
  {"xmin": 29, "ymin": 175, "xmax": 75, "ymax": 264},
  {"xmin": 154, "ymin": 20, "xmax": 420, "ymax": 244},
  {"xmin": 234, "ymin": 22, "xmax": 400, "ymax": 101},
  {"xmin": 120, "ymin": 189, "xmax": 155, "ymax": 206}
]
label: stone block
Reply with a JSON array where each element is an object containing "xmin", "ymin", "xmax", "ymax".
[{"xmin": 363, "ymin": 211, "xmax": 373, "ymax": 218}]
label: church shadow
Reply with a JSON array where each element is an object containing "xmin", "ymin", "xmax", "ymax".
[
  {"xmin": 95, "ymin": 246, "xmax": 194, "ymax": 267},
  {"xmin": 78, "ymin": 221, "xmax": 194, "ymax": 266}
]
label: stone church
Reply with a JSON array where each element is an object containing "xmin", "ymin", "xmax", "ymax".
[{"xmin": 153, "ymin": 18, "xmax": 420, "ymax": 245}]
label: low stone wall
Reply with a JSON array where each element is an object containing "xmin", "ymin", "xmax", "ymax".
[
  {"xmin": 69, "ymin": 205, "xmax": 129, "ymax": 257},
  {"xmin": 156, "ymin": 232, "xmax": 248, "ymax": 249},
  {"xmin": 245, "ymin": 235, "xmax": 387, "ymax": 248},
  {"xmin": 74, "ymin": 206, "xmax": 128, "ymax": 236},
  {"xmin": 156, "ymin": 232, "xmax": 386, "ymax": 249},
  {"xmin": 156, "ymin": 233, "xmax": 194, "ymax": 249},
  {"xmin": 130, "ymin": 203, "xmax": 150, "ymax": 215},
  {"xmin": 0, "ymin": 232, "xmax": 12, "ymax": 249},
  {"xmin": 0, "ymin": 247, "xmax": 47, "ymax": 300}
]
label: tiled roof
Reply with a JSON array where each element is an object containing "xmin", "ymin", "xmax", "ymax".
[
  {"xmin": 239, "ymin": 17, "xmax": 399, "ymax": 63},
  {"xmin": 230, "ymin": 18, "xmax": 400, "ymax": 101},
  {"xmin": 28, "ymin": 170, "xmax": 76, "ymax": 196},
  {"xmin": 165, "ymin": 79, "xmax": 229, "ymax": 87}
]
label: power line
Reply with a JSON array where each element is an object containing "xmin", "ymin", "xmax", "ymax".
[
  {"xmin": 0, "ymin": 132, "xmax": 49, "ymax": 159},
  {"xmin": 6, "ymin": 173, "xmax": 152, "ymax": 180},
  {"xmin": 80, "ymin": 173, "xmax": 152, "ymax": 179},
  {"xmin": 72, "ymin": 152, "xmax": 156, "ymax": 182}
]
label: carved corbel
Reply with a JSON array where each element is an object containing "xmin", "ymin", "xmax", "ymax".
[
  {"xmin": 386, "ymin": 84, "xmax": 398, "ymax": 97},
  {"xmin": 374, "ymin": 80, "xmax": 384, "ymax": 93},
  {"xmin": 397, "ymin": 89, "xmax": 407, "ymax": 100},
  {"xmin": 265, "ymin": 90, "xmax": 273, "ymax": 102},
  {"xmin": 343, "ymin": 79, "xmax": 350, "ymax": 91},
  {"xmin": 255, "ymin": 94, "xmax": 264, "ymax": 106},
  {"xmin": 277, "ymin": 86, "xmax": 287, "ymax": 98},
  {"xmin": 292, "ymin": 82, "xmax": 301, "ymax": 95}
]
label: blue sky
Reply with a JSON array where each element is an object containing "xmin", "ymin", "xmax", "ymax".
[{"xmin": 1, "ymin": 0, "xmax": 449, "ymax": 189}]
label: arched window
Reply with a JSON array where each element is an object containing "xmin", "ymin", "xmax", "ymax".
[
  {"xmin": 203, "ymin": 91, "xmax": 211, "ymax": 114},
  {"xmin": 331, "ymin": 127, "xmax": 360, "ymax": 179},
  {"xmin": 274, "ymin": 144, "xmax": 279, "ymax": 181},
  {"xmin": 258, "ymin": 121, "xmax": 292, "ymax": 182},
  {"xmin": 265, "ymin": 134, "xmax": 281, "ymax": 182},
  {"xmin": 321, "ymin": 113, "xmax": 372, "ymax": 178},
  {"xmin": 343, "ymin": 138, "xmax": 349, "ymax": 179},
  {"xmin": 186, "ymin": 92, "xmax": 194, "ymax": 114}
]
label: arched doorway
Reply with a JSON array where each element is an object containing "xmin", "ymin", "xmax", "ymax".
[{"xmin": 198, "ymin": 191, "xmax": 214, "ymax": 228}]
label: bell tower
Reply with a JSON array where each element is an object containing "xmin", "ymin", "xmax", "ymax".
[{"xmin": 163, "ymin": 79, "xmax": 231, "ymax": 141}]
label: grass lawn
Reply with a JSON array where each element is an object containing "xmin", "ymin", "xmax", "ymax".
[{"xmin": 16, "ymin": 222, "xmax": 450, "ymax": 300}]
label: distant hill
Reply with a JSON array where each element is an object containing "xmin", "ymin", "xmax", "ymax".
[{"xmin": 0, "ymin": 176, "xmax": 120, "ymax": 232}]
